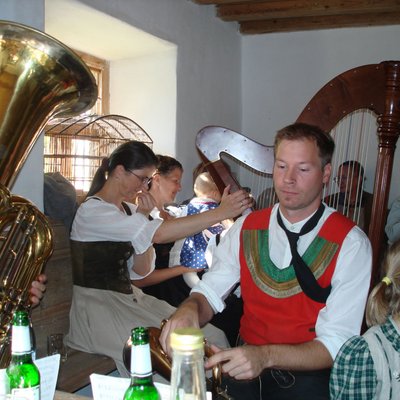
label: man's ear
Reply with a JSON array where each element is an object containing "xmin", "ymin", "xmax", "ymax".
[{"xmin": 323, "ymin": 163, "xmax": 331, "ymax": 185}]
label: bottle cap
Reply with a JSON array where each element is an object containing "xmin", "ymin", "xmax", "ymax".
[
  {"xmin": 131, "ymin": 326, "xmax": 149, "ymax": 345},
  {"xmin": 170, "ymin": 328, "xmax": 204, "ymax": 351}
]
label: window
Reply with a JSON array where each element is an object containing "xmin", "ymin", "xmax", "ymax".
[
  {"xmin": 74, "ymin": 50, "xmax": 110, "ymax": 115},
  {"xmin": 43, "ymin": 52, "xmax": 152, "ymax": 203}
]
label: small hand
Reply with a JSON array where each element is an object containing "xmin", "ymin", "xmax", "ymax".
[{"xmin": 29, "ymin": 274, "xmax": 47, "ymax": 307}]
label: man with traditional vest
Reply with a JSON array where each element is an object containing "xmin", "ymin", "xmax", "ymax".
[{"xmin": 160, "ymin": 122, "xmax": 372, "ymax": 400}]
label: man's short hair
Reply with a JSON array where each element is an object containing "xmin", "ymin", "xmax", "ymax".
[{"xmin": 274, "ymin": 122, "xmax": 335, "ymax": 168}]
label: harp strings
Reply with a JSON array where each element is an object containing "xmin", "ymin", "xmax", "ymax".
[
  {"xmin": 324, "ymin": 109, "xmax": 376, "ymax": 227},
  {"xmin": 220, "ymin": 153, "xmax": 274, "ymax": 210},
  {"xmin": 217, "ymin": 109, "xmax": 377, "ymax": 221}
]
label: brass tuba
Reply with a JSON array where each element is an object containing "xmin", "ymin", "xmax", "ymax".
[{"xmin": 0, "ymin": 20, "xmax": 98, "ymax": 367}]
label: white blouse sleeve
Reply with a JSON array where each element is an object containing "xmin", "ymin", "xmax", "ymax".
[{"xmin": 70, "ymin": 198, "xmax": 162, "ymax": 254}]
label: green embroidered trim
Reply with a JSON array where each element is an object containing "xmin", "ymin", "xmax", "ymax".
[{"xmin": 243, "ymin": 229, "xmax": 338, "ymax": 298}]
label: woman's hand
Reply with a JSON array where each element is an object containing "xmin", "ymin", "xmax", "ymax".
[
  {"xmin": 218, "ymin": 186, "xmax": 254, "ymax": 219},
  {"xmin": 136, "ymin": 191, "xmax": 157, "ymax": 216}
]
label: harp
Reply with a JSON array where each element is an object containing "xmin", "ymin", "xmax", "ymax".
[{"xmin": 196, "ymin": 61, "xmax": 400, "ymax": 284}]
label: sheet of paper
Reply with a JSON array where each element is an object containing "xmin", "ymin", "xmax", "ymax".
[
  {"xmin": 90, "ymin": 373, "xmax": 212, "ymax": 400},
  {"xmin": 35, "ymin": 354, "xmax": 60, "ymax": 400}
]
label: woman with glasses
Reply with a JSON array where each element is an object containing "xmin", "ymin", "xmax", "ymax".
[{"xmin": 65, "ymin": 140, "xmax": 252, "ymax": 377}]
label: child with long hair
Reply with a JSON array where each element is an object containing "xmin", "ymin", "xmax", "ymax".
[{"xmin": 330, "ymin": 239, "xmax": 400, "ymax": 399}]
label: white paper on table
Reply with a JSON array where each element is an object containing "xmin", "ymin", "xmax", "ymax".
[
  {"xmin": 90, "ymin": 373, "xmax": 212, "ymax": 400},
  {"xmin": 35, "ymin": 354, "xmax": 60, "ymax": 400}
]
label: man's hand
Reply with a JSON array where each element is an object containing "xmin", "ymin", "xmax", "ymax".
[
  {"xmin": 159, "ymin": 303, "xmax": 200, "ymax": 356},
  {"xmin": 206, "ymin": 344, "xmax": 268, "ymax": 380},
  {"xmin": 29, "ymin": 274, "xmax": 47, "ymax": 307},
  {"xmin": 159, "ymin": 293, "xmax": 214, "ymax": 355}
]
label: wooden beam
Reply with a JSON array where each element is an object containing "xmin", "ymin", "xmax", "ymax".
[
  {"xmin": 193, "ymin": 0, "xmax": 256, "ymax": 4},
  {"xmin": 217, "ymin": 0, "xmax": 400, "ymax": 22},
  {"xmin": 240, "ymin": 11, "xmax": 400, "ymax": 34}
]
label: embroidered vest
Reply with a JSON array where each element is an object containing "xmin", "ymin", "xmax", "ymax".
[{"xmin": 239, "ymin": 207, "xmax": 354, "ymax": 345}]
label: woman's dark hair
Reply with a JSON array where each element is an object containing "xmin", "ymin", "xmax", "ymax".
[
  {"xmin": 148, "ymin": 155, "xmax": 183, "ymax": 190},
  {"xmin": 87, "ymin": 141, "xmax": 158, "ymax": 197},
  {"xmin": 156, "ymin": 155, "xmax": 183, "ymax": 176}
]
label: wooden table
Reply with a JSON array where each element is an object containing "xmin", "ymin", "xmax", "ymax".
[{"xmin": 54, "ymin": 391, "xmax": 91, "ymax": 400}]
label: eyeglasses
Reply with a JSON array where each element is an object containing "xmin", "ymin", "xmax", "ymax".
[
  {"xmin": 127, "ymin": 169, "xmax": 152, "ymax": 188},
  {"xmin": 333, "ymin": 176, "xmax": 348, "ymax": 184}
]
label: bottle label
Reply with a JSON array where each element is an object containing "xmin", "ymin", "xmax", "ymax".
[
  {"xmin": 131, "ymin": 343, "xmax": 152, "ymax": 376},
  {"xmin": 0, "ymin": 368, "xmax": 9, "ymax": 395},
  {"xmin": 11, "ymin": 326, "xmax": 31, "ymax": 353},
  {"xmin": 11, "ymin": 385, "xmax": 40, "ymax": 400}
]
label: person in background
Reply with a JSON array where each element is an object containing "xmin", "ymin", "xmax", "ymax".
[
  {"xmin": 135, "ymin": 155, "xmax": 195, "ymax": 307},
  {"xmin": 330, "ymin": 238, "xmax": 400, "ymax": 399},
  {"xmin": 324, "ymin": 160, "xmax": 373, "ymax": 234},
  {"xmin": 160, "ymin": 123, "xmax": 372, "ymax": 400},
  {"xmin": 169, "ymin": 171, "xmax": 241, "ymax": 347},
  {"xmin": 66, "ymin": 141, "xmax": 252, "ymax": 376},
  {"xmin": 385, "ymin": 196, "xmax": 400, "ymax": 246},
  {"xmin": 172, "ymin": 172, "xmax": 226, "ymax": 279},
  {"xmin": 43, "ymin": 172, "xmax": 78, "ymax": 232}
]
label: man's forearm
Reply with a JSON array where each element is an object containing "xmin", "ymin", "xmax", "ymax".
[
  {"xmin": 264, "ymin": 340, "xmax": 333, "ymax": 371},
  {"xmin": 181, "ymin": 292, "xmax": 215, "ymax": 327}
]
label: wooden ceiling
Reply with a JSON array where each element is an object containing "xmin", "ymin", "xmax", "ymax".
[{"xmin": 192, "ymin": 0, "xmax": 400, "ymax": 35}]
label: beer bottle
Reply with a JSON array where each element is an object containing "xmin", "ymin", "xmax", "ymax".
[
  {"xmin": 170, "ymin": 327, "xmax": 207, "ymax": 400},
  {"xmin": 6, "ymin": 309, "xmax": 40, "ymax": 399},
  {"xmin": 123, "ymin": 326, "xmax": 160, "ymax": 400}
]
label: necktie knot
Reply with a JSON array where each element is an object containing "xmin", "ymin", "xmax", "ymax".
[{"xmin": 276, "ymin": 203, "xmax": 331, "ymax": 303}]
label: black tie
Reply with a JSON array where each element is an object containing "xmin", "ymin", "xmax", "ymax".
[{"xmin": 277, "ymin": 203, "xmax": 331, "ymax": 303}]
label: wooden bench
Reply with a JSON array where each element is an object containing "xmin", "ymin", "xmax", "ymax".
[{"xmin": 31, "ymin": 220, "xmax": 116, "ymax": 393}]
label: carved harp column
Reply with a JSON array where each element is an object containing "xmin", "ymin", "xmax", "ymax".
[
  {"xmin": 196, "ymin": 61, "xmax": 400, "ymax": 284},
  {"xmin": 297, "ymin": 61, "xmax": 400, "ymax": 284}
]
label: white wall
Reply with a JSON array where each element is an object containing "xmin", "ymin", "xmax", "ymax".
[
  {"xmin": 78, "ymin": 0, "xmax": 242, "ymax": 202},
  {"xmin": 110, "ymin": 48, "xmax": 177, "ymax": 156},
  {"xmin": 1, "ymin": 0, "xmax": 241, "ymax": 204},
  {"xmin": 241, "ymin": 25, "xmax": 400, "ymax": 205}
]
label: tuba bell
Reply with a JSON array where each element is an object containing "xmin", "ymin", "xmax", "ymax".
[{"xmin": 0, "ymin": 20, "xmax": 98, "ymax": 368}]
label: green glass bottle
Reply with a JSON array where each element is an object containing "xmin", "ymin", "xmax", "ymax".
[
  {"xmin": 6, "ymin": 309, "xmax": 40, "ymax": 400},
  {"xmin": 123, "ymin": 326, "xmax": 160, "ymax": 400}
]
